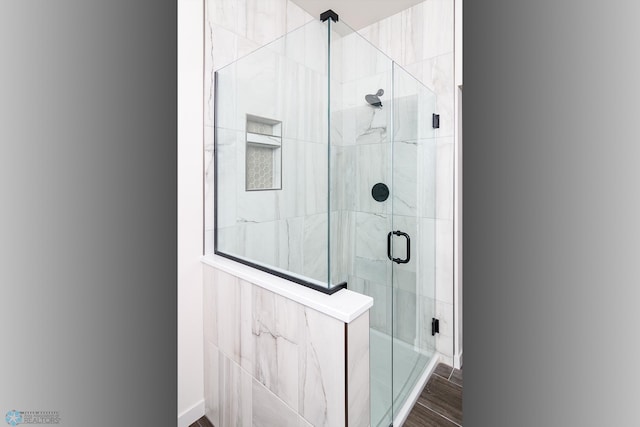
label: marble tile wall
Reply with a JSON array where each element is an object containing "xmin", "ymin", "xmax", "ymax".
[
  {"xmin": 252, "ymin": 285, "xmax": 301, "ymax": 411},
  {"xmin": 347, "ymin": 311, "xmax": 370, "ymax": 427},
  {"xmin": 355, "ymin": 0, "xmax": 456, "ymax": 360},
  {"xmin": 322, "ymin": 12, "xmax": 451, "ymax": 351},
  {"xmin": 206, "ymin": 1, "xmax": 341, "ymax": 286},
  {"xmin": 298, "ymin": 304, "xmax": 345, "ymax": 426},
  {"xmin": 204, "ymin": 0, "xmax": 314, "ymax": 124},
  {"xmin": 330, "ymin": 82, "xmax": 435, "ymax": 347},
  {"xmin": 203, "ymin": 264, "xmax": 370, "ymax": 427},
  {"xmin": 203, "ymin": 6, "xmax": 455, "ymax": 427},
  {"xmin": 210, "ymin": 23, "xmax": 418, "ymax": 291},
  {"xmin": 205, "ymin": 0, "xmax": 454, "ymax": 360},
  {"xmin": 204, "ymin": 0, "xmax": 316, "ymax": 255},
  {"xmin": 349, "ymin": 277, "xmax": 392, "ymax": 336}
]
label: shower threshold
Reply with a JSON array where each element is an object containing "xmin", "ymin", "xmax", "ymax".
[{"xmin": 369, "ymin": 328, "xmax": 439, "ymax": 427}]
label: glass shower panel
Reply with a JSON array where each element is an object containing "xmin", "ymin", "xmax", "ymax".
[
  {"xmin": 391, "ymin": 63, "xmax": 437, "ymax": 418},
  {"xmin": 214, "ymin": 20, "xmax": 334, "ymax": 291},
  {"xmin": 212, "ymin": 13, "xmax": 440, "ymax": 425},
  {"xmin": 329, "ymin": 19, "xmax": 395, "ymax": 427}
]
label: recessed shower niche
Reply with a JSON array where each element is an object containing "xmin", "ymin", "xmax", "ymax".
[
  {"xmin": 210, "ymin": 12, "xmax": 439, "ymax": 427},
  {"xmin": 245, "ymin": 115, "xmax": 282, "ymax": 191}
]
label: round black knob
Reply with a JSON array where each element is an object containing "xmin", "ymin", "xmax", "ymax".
[{"xmin": 371, "ymin": 183, "xmax": 389, "ymax": 202}]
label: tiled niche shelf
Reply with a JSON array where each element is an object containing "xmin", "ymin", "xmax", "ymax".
[{"xmin": 245, "ymin": 114, "xmax": 282, "ymax": 191}]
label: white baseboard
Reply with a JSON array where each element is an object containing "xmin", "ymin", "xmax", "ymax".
[
  {"xmin": 454, "ymin": 351, "xmax": 463, "ymax": 369},
  {"xmin": 177, "ymin": 399, "xmax": 205, "ymax": 427},
  {"xmin": 439, "ymin": 354, "xmax": 454, "ymax": 367}
]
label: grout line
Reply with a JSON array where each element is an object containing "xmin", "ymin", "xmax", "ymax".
[
  {"xmin": 420, "ymin": 404, "xmax": 462, "ymax": 427},
  {"xmin": 412, "ymin": 373, "xmax": 463, "ymax": 426},
  {"xmin": 450, "ymin": 383, "xmax": 463, "ymax": 392},
  {"xmin": 434, "ymin": 371, "xmax": 462, "ymax": 390},
  {"xmin": 425, "ymin": 405, "xmax": 462, "ymax": 427},
  {"xmin": 439, "ymin": 370, "xmax": 462, "ymax": 390},
  {"xmin": 433, "ymin": 372, "xmax": 450, "ymax": 381}
]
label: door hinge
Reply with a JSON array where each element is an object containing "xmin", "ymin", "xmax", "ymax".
[
  {"xmin": 431, "ymin": 318, "xmax": 440, "ymax": 336},
  {"xmin": 432, "ymin": 113, "xmax": 440, "ymax": 129}
]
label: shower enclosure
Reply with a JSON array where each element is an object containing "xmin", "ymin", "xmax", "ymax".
[{"xmin": 210, "ymin": 11, "xmax": 438, "ymax": 426}]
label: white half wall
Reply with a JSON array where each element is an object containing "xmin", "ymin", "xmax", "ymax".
[{"xmin": 178, "ymin": 0, "xmax": 205, "ymax": 424}]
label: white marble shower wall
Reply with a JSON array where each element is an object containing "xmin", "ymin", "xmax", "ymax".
[
  {"xmin": 356, "ymin": 0, "xmax": 455, "ymax": 361},
  {"xmin": 204, "ymin": 0, "xmax": 316, "ymax": 250},
  {"xmin": 206, "ymin": 1, "xmax": 348, "ymax": 284},
  {"xmin": 203, "ymin": 264, "xmax": 370, "ymax": 427},
  {"xmin": 331, "ymin": 101, "xmax": 393, "ymax": 337},
  {"xmin": 328, "ymin": 24, "xmax": 440, "ymax": 346},
  {"xmin": 328, "ymin": 28, "xmax": 392, "ymax": 318},
  {"xmin": 205, "ymin": 0, "xmax": 454, "ymax": 356}
]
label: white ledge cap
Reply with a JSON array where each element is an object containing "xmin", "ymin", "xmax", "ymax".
[{"xmin": 201, "ymin": 254, "xmax": 373, "ymax": 323}]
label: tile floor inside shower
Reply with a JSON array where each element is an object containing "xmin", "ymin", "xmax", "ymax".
[{"xmin": 370, "ymin": 329, "xmax": 432, "ymax": 427}]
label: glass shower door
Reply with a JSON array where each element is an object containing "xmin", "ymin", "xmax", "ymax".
[
  {"xmin": 328, "ymin": 18, "xmax": 396, "ymax": 427},
  {"xmin": 390, "ymin": 62, "xmax": 437, "ymax": 420},
  {"xmin": 327, "ymin": 17, "xmax": 438, "ymax": 426}
]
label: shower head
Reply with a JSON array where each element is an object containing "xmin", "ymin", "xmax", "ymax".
[{"xmin": 365, "ymin": 89, "xmax": 384, "ymax": 108}]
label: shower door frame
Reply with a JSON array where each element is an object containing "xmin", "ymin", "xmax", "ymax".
[{"xmin": 387, "ymin": 61, "xmax": 438, "ymax": 426}]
